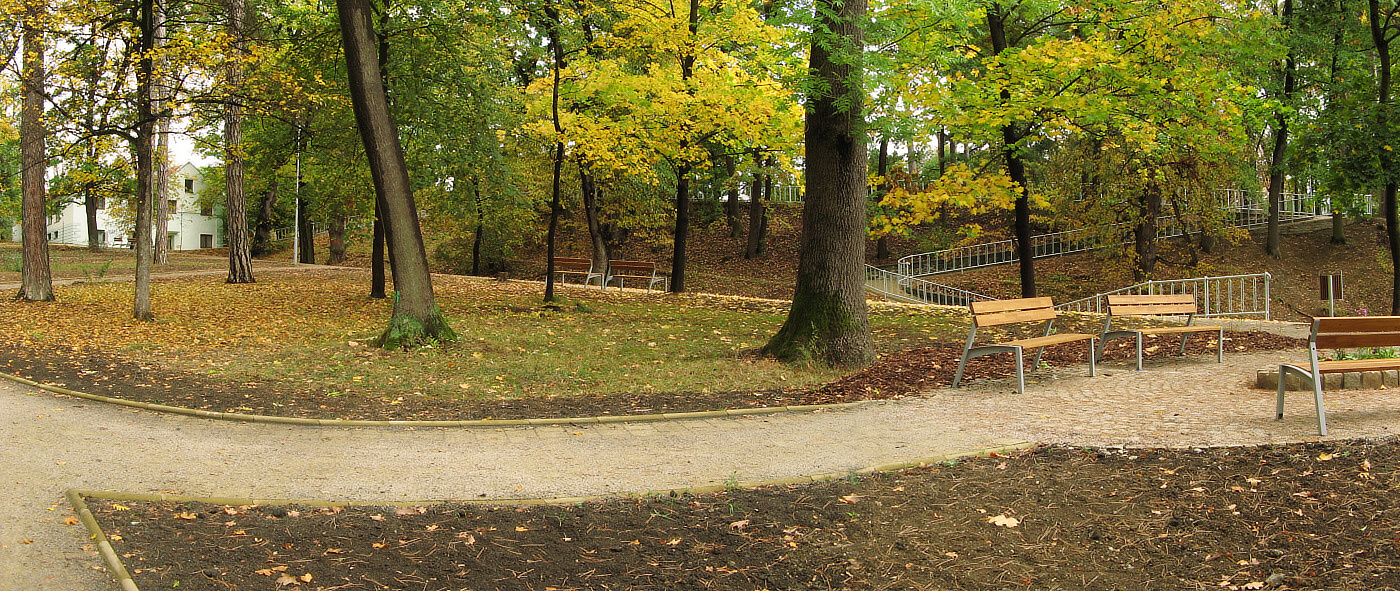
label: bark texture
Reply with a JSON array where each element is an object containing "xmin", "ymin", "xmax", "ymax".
[
  {"xmin": 132, "ymin": 0, "xmax": 155, "ymax": 320},
  {"xmin": 581, "ymin": 167, "xmax": 609, "ymax": 272},
  {"xmin": 1266, "ymin": 0, "xmax": 1295, "ymax": 259},
  {"xmin": 152, "ymin": 0, "xmax": 169, "ymax": 265},
  {"xmin": 761, "ymin": 0, "xmax": 873, "ymax": 367},
  {"xmin": 17, "ymin": 0, "xmax": 53, "ymax": 302},
  {"xmin": 988, "ymin": 3, "xmax": 1036, "ymax": 298},
  {"xmin": 224, "ymin": 0, "xmax": 255, "ymax": 283},
  {"xmin": 1370, "ymin": 0, "xmax": 1400, "ymax": 313},
  {"xmin": 337, "ymin": 0, "xmax": 455, "ymax": 346}
]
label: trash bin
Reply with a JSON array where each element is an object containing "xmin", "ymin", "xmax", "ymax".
[{"xmin": 1319, "ymin": 272, "xmax": 1343, "ymax": 316}]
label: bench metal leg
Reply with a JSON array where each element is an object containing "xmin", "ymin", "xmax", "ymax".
[
  {"xmin": 1088, "ymin": 338, "xmax": 1096, "ymax": 377},
  {"xmin": 1134, "ymin": 333, "xmax": 1143, "ymax": 372},
  {"xmin": 1178, "ymin": 333, "xmax": 1189, "ymax": 357},
  {"xmin": 1216, "ymin": 328, "xmax": 1224, "ymax": 363},
  {"xmin": 1278, "ymin": 364, "xmax": 1327, "ymax": 436},
  {"xmin": 1013, "ymin": 347, "xmax": 1025, "ymax": 395}
]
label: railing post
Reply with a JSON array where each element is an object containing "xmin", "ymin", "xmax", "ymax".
[
  {"xmin": 1202, "ymin": 277, "xmax": 1211, "ymax": 317},
  {"xmin": 1264, "ymin": 272, "xmax": 1271, "ymax": 320}
]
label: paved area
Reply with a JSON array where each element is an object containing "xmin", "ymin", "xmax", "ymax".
[{"xmin": 9, "ymin": 320, "xmax": 1400, "ymax": 590}]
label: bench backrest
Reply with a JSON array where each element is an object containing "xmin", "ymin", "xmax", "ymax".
[
  {"xmin": 970, "ymin": 297, "xmax": 1058, "ymax": 327},
  {"xmin": 1313, "ymin": 316, "xmax": 1400, "ymax": 349},
  {"xmin": 553, "ymin": 257, "xmax": 594, "ymax": 271},
  {"xmin": 608, "ymin": 260, "xmax": 656, "ymax": 276},
  {"xmin": 1106, "ymin": 294, "xmax": 1198, "ymax": 316}
]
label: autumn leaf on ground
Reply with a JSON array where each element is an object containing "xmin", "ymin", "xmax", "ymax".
[
  {"xmin": 839, "ymin": 494, "xmax": 861, "ymax": 504},
  {"xmin": 276, "ymin": 573, "xmax": 297, "ymax": 586},
  {"xmin": 729, "ymin": 519, "xmax": 750, "ymax": 530},
  {"xmin": 986, "ymin": 514, "xmax": 1020, "ymax": 528},
  {"xmin": 64, "ymin": 516, "xmax": 79, "ymax": 526}
]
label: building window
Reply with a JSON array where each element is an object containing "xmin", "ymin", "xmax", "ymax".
[
  {"xmin": 184, "ymin": 178, "xmax": 194, "ymax": 193},
  {"xmin": 200, "ymin": 234, "xmax": 213, "ymax": 249},
  {"xmin": 96, "ymin": 197, "xmax": 106, "ymax": 210},
  {"xmin": 200, "ymin": 202, "xmax": 213, "ymax": 216},
  {"xmin": 167, "ymin": 199, "xmax": 177, "ymax": 213},
  {"xmin": 114, "ymin": 235, "xmax": 123, "ymax": 243},
  {"xmin": 96, "ymin": 230, "xmax": 106, "ymax": 244}
]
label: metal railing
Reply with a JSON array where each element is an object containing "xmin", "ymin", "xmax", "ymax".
[
  {"xmin": 865, "ymin": 264, "xmax": 997, "ymax": 307},
  {"xmin": 694, "ymin": 184, "xmax": 805, "ymax": 204},
  {"xmin": 271, "ymin": 215, "xmax": 364, "ymax": 242},
  {"xmin": 1054, "ymin": 272, "xmax": 1272, "ymax": 319},
  {"xmin": 898, "ymin": 189, "xmax": 1375, "ymax": 278}
]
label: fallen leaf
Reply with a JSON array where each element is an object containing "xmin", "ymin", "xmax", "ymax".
[
  {"xmin": 986, "ymin": 514, "xmax": 1020, "ymax": 528},
  {"xmin": 839, "ymin": 494, "xmax": 861, "ymax": 504},
  {"xmin": 455, "ymin": 532, "xmax": 476, "ymax": 544},
  {"xmin": 175, "ymin": 512, "xmax": 197, "ymax": 520},
  {"xmin": 729, "ymin": 519, "xmax": 750, "ymax": 530},
  {"xmin": 370, "ymin": 515, "xmax": 385, "ymax": 522},
  {"xmin": 515, "ymin": 526, "xmax": 529, "ymax": 532},
  {"xmin": 1317, "ymin": 453, "xmax": 1334, "ymax": 461},
  {"xmin": 1243, "ymin": 582, "xmax": 1266, "ymax": 590},
  {"xmin": 275, "ymin": 573, "xmax": 297, "ymax": 586},
  {"xmin": 372, "ymin": 542, "xmax": 387, "ymax": 549},
  {"xmin": 299, "ymin": 573, "xmax": 313, "ymax": 583},
  {"xmin": 63, "ymin": 516, "xmax": 79, "ymax": 526}
]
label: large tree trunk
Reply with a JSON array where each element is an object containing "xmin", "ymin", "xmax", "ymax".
[
  {"xmin": 83, "ymin": 26, "xmax": 102, "ymax": 254},
  {"xmin": 988, "ymin": 3, "xmax": 1036, "ymax": 298},
  {"xmin": 1267, "ymin": 0, "xmax": 1295, "ymax": 259},
  {"xmin": 296, "ymin": 197, "xmax": 314, "ymax": 264},
  {"xmin": 1332, "ymin": 209, "xmax": 1347, "ymax": 244},
  {"xmin": 337, "ymin": 0, "xmax": 454, "ymax": 346},
  {"xmin": 326, "ymin": 214, "xmax": 346, "ymax": 264},
  {"xmin": 1370, "ymin": 0, "xmax": 1400, "ymax": 313},
  {"xmin": 580, "ymin": 166, "xmax": 609, "ymax": 272},
  {"xmin": 471, "ymin": 184, "xmax": 486, "ymax": 276},
  {"xmin": 17, "ymin": 0, "xmax": 52, "ymax": 301},
  {"xmin": 667, "ymin": 0, "xmax": 701, "ymax": 294},
  {"xmin": 152, "ymin": 0, "xmax": 169, "ymax": 265},
  {"xmin": 224, "ymin": 0, "xmax": 254, "ymax": 282},
  {"xmin": 542, "ymin": 4, "xmax": 567, "ymax": 302},
  {"xmin": 762, "ymin": 0, "xmax": 873, "ymax": 367},
  {"xmin": 132, "ymin": 0, "xmax": 156, "ymax": 320},
  {"xmin": 251, "ymin": 176, "xmax": 276, "ymax": 257}
]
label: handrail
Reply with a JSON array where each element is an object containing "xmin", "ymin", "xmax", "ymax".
[
  {"xmin": 898, "ymin": 189, "xmax": 1372, "ymax": 278},
  {"xmin": 865, "ymin": 264, "xmax": 997, "ymax": 306},
  {"xmin": 1054, "ymin": 272, "xmax": 1272, "ymax": 319}
]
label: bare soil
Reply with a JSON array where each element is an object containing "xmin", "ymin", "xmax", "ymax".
[{"xmin": 91, "ymin": 439, "xmax": 1400, "ymax": 591}]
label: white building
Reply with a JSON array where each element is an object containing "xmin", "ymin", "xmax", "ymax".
[{"xmin": 10, "ymin": 163, "xmax": 224, "ymax": 250}]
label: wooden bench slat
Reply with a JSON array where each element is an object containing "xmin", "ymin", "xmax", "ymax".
[
  {"xmin": 1135, "ymin": 325, "xmax": 1223, "ymax": 336},
  {"xmin": 970, "ymin": 297, "xmax": 1055, "ymax": 315},
  {"xmin": 1317, "ymin": 332, "xmax": 1400, "ymax": 349},
  {"xmin": 1107, "ymin": 294, "xmax": 1196, "ymax": 304},
  {"xmin": 1109, "ymin": 303, "xmax": 1199, "ymax": 316},
  {"xmin": 975, "ymin": 307, "xmax": 1058, "ymax": 327},
  {"xmin": 1314, "ymin": 358, "xmax": 1400, "ymax": 373},
  {"xmin": 1003, "ymin": 332, "xmax": 1096, "ymax": 350},
  {"xmin": 1314, "ymin": 316, "xmax": 1400, "ymax": 332}
]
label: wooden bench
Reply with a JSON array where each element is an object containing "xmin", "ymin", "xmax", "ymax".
[
  {"xmin": 953, "ymin": 297, "xmax": 1097, "ymax": 394},
  {"xmin": 604, "ymin": 260, "xmax": 667, "ymax": 292},
  {"xmin": 553, "ymin": 256, "xmax": 603, "ymax": 287},
  {"xmin": 1277, "ymin": 316, "xmax": 1400, "ymax": 436},
  {"xmin": 1099, "ymin": 294, "xmax": 1223, "ymax": 371}
]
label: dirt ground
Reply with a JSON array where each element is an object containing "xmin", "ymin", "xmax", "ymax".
[{"xmin": 89, "ymin": 439, "xmax": 1400, "ymax": 591}]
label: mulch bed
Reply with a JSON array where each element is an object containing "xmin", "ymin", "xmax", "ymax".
[
  {"xmin": 0, "ymin": 331, "xmax": 1303, "ymax": 421},
  {"xmin": 89, "ymin": 439, "xmax": 1400, "ymax": 590}
]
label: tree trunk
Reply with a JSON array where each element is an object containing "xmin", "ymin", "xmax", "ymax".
[
  {"xmin": 762, "ymin": 0, "xmax": 873, "ymax": 367},
  {"xmin": 1267, "ymin": 0, "xmax": 1295, "ymax": 259},
  {"xmin": 295, "ymin": 198, "xmax": 314, "ymax": 263},
  {"xmin": 1370, "ymin": 0, "xmax": 1400, "ymax": 313},
  {"xmin": 745, "ymin": 149, "xmax": 766, "ymax": 259},
  {"xmin": 370, "ymin": 198, "xmax": 387, "ymax": 298},
  {"xmin": 875, "ymin": 136, "xmax": 891, "ymax": 260},
  {"xmin": 132, "ymin": 0, "xmax": 155, "ymax": 320},
  {"xmin": 154, "ymin": 119, "xmax": 170, "ymax": 263},
  {"xmin": 724, "ymin": 154, "xmax": 741, "ymax": 238},
  {"xmin": 581, "ymin": 166, "xmax": 609, "ymax": 272},
  {"xmin": 251, "ymin": 177, "xmax": 276, "ymax": 258},
  {"xmin": 988, "ymin": 3, "xmax": 1036, "ymax": 298},
  {"xmin": 542, "ymin": 4, "xmax": 567, "ymax": 302},
  {"xmin": 326, "ymin": 214, "xmax": 346, "ymax": 264},
  {"xmin": 337, "ymin": 0, "xmax": 454, "ymax": 346},
  {"xmin": 1134, "ymin": 184, "xmax": 1162, "ymax": 281},
  {"xmin": 17, "ymin": 0, "xmax": 52, "ymax": 302},
  {"xmin": 471, "ymin": 184, "xmax": 486, "ymax": 276},
  {"xmin": 1331, "ymin": 209, "xmax": 1347, "ymax": 244},
  {"xmin": 667, "ymin": 0, "xmax": 701, "ymax": 294},
  {"xmin": 152, "ymin": 0, "xmax": 169, "ymax": 265},
  {"xmin": 224, "ymin": 0, "xmax": 255, "ymax": 283}
]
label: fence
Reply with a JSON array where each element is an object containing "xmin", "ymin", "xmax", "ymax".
[
  {"xmin": 898, "ymin": 190, "xmax": 1377, "ymax": 278},
  {"xmin": 865, "ymin": 264, "xmax": 997, "ymax": 306},
  {"xmin": 1054, "ymin": 273, "xmax": 1272, "ymax": 319}
]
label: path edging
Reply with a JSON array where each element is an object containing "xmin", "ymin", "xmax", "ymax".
[
  {"xmin": 0, "ymin": 370, "xmax": 873, "ymax": 428},
  {"xmin": 63, "ymin": 438, "xmax": 1032, "ymax": 591}
]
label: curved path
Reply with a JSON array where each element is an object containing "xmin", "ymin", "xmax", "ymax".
[{"xmin": 11, "ymin": 343, "xmax": 1400, "ymax": 590}]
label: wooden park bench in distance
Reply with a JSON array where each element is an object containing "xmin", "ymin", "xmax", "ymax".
[
  {"xmin": 1099, "ymin": 294, "xmax": 1223, "ymax": 371},
  {"xmin": 953, "ymin": 297, "xmax": 1097, "ymax": 394},
  {"xmin": 553, "ymin": 256, "xmax": 603, "ymax": 287},
  {"xmin": 1277, "ymin": 315, "xmax": 1400, "ymax": 436},
  {"xmin": 604, "ymin": 260, "xmax": 668, "ymax": 292}
]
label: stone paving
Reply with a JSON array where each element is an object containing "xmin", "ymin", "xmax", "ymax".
[{"xmin": 7, "ymin": 318, "xmax": 1400, "ymax": 590}]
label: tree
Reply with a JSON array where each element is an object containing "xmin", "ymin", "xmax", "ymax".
[
  {"xmin": 16, "ymin": 0, "xmax": 53, "ymax": 302},
  {"xmin": 1370, "ymin": 0, "xmax": 1400, "ymax": 313},
  {"xmin": 132, "ymin": 0, "xmax": 157, "ymax": 321},
  {"xmin": 1267, "ymin": 0, "xmax": 1297, "ymax": 258},
  {"xmin": 224, "ymin": 0, "xmax": 254, "ymax": 283},
  {"xmin": 762, "ymin": 0, "xmax": 874, "ymax": 367},
  {"xmin": 336, "ymin": 0, "xmax": 456, "ymax": 347}
]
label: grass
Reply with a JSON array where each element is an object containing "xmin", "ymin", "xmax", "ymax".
[
  {"xmin": 0, "ymin": 267, "xmax": 972, "ymax": 404},
  {"xmin": 0, "ymin": 243, "xmax": 235, "ymax": 282}
]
